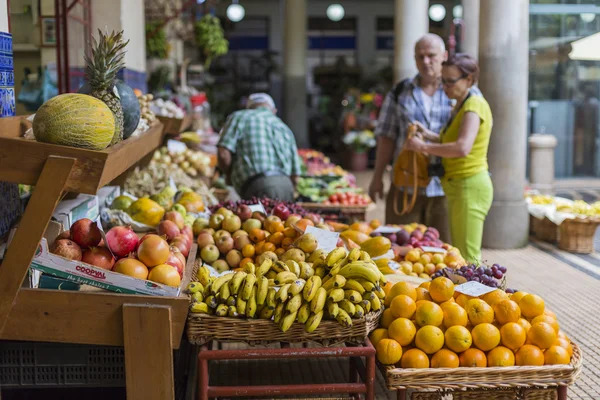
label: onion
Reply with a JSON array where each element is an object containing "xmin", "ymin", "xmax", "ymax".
[
  {"xmin": 81, "ymin": 247, "xmax": 115, "ymax": 270},
  {"xmin": 51, "ymin": 239, "xmax": 82, "ymax": 261},
  {"xmin": 105, "ymin": 225, "xmax": 139, "ymax": 258}
]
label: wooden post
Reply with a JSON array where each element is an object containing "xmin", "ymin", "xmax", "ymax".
[
  {"xmin": 123, "ymin": 304, "xmax": 175, "ymax": 400},
  {"xmin": 0, "ymin": 156, "xmax": 75, "ymax": 335}
]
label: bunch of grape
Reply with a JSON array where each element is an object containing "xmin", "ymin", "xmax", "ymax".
[
  {"xmin": 208, "ymin": 197, "xmax": 308, "ymax": 216},
  {"xmin": 431, "ymin": 263, "xmax": 508, "ymax": 289}
]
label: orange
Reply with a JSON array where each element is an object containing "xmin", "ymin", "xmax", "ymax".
[
  {"xmin": 459, "ymin": 348, "xmax": 487, "ymax": 367},
  {"xmin": 414, "ymin": 301, "xmax": 444, "ymax": 327},
  {"xmin": 431, "ymin": 349, "xmax": 459, "ymax": 368},
  {"xmin": 515, "ymin": 344, "xmax": 544, "ymax": 366},
  {"xmin": 444, "ymin": 325, "xmax": 472, "ymax": 353},
  {"xmin": 401, "ymin": 348, "xmax": 430, "ymax": 368},
  {"xmin": 388, "ymin": 318, "xmax": 417, "ymax": 346},
  {"xmin": 466, "ymin": 299, "xmax": 494, "ymax": 325},
  {"xmin": 380, "ymin": 309, "xmax": 395, "ymax": 329},
  {"xmin": 544, "ymin": 309, "xmax": 557, "ymax": 318},
  {"xmin": 369, "ymin": 219, "xmax": 382, "ymax": 229},
  {"xmin": 439, "ymin": 299, "xmax": 456, "ymax": 310},
  {"xmin": 517, "ymin": 318, "xmax": 532, "ymax": 333},
  {"xmin": 493, "ymin": 300, "xmax": 521, "ymax": 325},
  {"xmin": 442, "ymin": 303, "xmax": 468, "ymax": 328},
  {"xmin": 455, "ymin": 293, "xmax": 474, "ymax": 308},
  {"xmin": 268, "ymin": 221, "xmax": 285, "ymax": 234},
  {"xmin": 241, "ymin": 244, "xmax": 255, "ymax": 258},
  {"xmin": 531, "ymin": 315, "xmax": 559, "ymax": 333},
  {"xmin": 295, "ymin": 219, "xmax": 315, "ymax": 232},
  {"xmin": 262, "ymin": 242, "xmax": 276, "ymax": 253},
  {"xmin": 376, "ymin": 338, "xmax": 403, "ymax": 365},
  {"xmin": 419, "ymin": 281, "xmax": 431, "ymax": 290},
  {"xmin": 527, "ymin": 322, "xmax": 557, "ymax": 350},
  {"xmin": 482, "ymin": 289, "xmax": 509, "ymax": 306},
  {"xmin": 267, "ymin": 232, "xmax": 284, "ymax": 246},
  {"xmin": 500, "ymin": 322, "xmax": 527, "ymax": 351},
  {"xmin": 239, "ymin": 257, "xmax": 253, "ymax": 269},
  {"xmin": 415, "ymin": 325, "xmax": 444, "ymax": 354},
  {"xmin": 557, "ymin": 330, "xmax": 568, "ymax": 340},
  {"xmin": 385, "ymin": 282, "xmax": 417, "ymax": 306},
  {"xmin": 428, "ymin": 277, "xmax": 455, "ymax": 303},
  {"xmin": 383, "ymin": 281, "xmax": 394, "ymax": 296},
  {"xmin": 553, "ymin": 338, "xmax": 573, "ymax": 357},
  {"xmin": 544, "ymin": 345, "xmax": 571, "ymax": 365},
  {"xmin": 249, "ymin": 228, "xmax": 267, "ymax": 243},
  {"xmin": 415, "ymin": 287, "xmax": 432, "ymax": 302},
  {"xmin": 275, "ymin": 247, "xmax": 286, "ymax": 257},
  {"xmin": 390, "ymin": 295, "xmax": 417, "ymax": 319},
  {"xmin": 254, "ymin": 240, "xmax": 266, "ymax": 254},
  {"xmin": 510, "ymin": 291, "xmax": 528, "ymax": 304},
  {"xmin": 487, "ymin": 346, "xmax": 515, "ymax": 367},
  {"xmin": 281, "ymin": 237, "xmax": 295, "ymax": 250},
  {"xmin": 369, "ymin": 328, "xmax": 389, "ymax": 348},
  {"xmin": 471, "ymin": 323, "xmax": 501, "ymax": 351},
  {"xmin": 518, "ymin": 294, "xmax": 545, "ymax": 319},
  {"xmin": 283, "ymin": 227, "xmax": 297, "ymax": 238}
]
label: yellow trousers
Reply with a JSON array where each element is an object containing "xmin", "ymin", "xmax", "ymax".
[{"xmin": 442, "ymin": 170, "xmax": 493, "ymax": 263}]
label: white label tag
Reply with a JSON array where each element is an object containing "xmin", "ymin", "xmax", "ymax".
[
  {"xmin": 388, "ymin": 261, "xmax": 401, "ymax": 270},
  {"xmin": 248, "ymin": 202, "xmax": 267, "ymax": 215},
  {"xmin": 305, "ymin": 226, "xmax": 340, "ymax": 252},
  {"xmin": 444, "ymin": 269, "xmax": 467, "ymax": 285},
  {"xmin": 373, "ymin": 249, "xmax": 395, "ymax": 260},
  {"xmin": 169, "ymin": 177, "xmax": 178, "ymax": 191},
  {"xmin": 372, "ymin": 226, "xmax": 402, "ymax": 234},
  {"xmin": 167, "ymin": 139, "xmax": 187, "ymax": 154},
  {"xmin": 204, "ymin": 264, "xmax": 235, "ymax": 277},
  {"xmin": 420, "ymin": 246, "xmax": 447, "ymax": 254},
  {"xmin": 454, "ymin": 281, "xmax": 496, "ymax": 297}
]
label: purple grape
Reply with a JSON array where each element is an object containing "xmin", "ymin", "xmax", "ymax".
[
  {"xmin": 499, "ymin": 266, "xmax": 507, "ymax": 274},
  {"xmin": 471, "ymin": 276, "xmax": 480, "ymax": 282},
  {"xmin": 506, "ymin": 288, "xmax": 515, "ymax": 294},
  {"xmin": 460, "ymin": 266, "xmax": 468, "ymax": 272},
  {"xmin": 464, "ymin": 269, "xmax": 474, "ymax": 278},
  {"xmin": 493, "ymin": 271, "xmax": 503, "ymax": 279},
  {"xmin": 492, "ymin": 263, "xmax": 500, "ymax": 269},
  {"xmin": 484, "ymin": 269, "xmax": 493, "ymax": 276},
  {"xmin": 488, "ymin": 281, "xmax": 498, "ymax": 288}
]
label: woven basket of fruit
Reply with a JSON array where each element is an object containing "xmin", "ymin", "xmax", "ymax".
[
  {"xmin": 408, "ymin": 387, "xmax": 562, "ymax": 400},
  {"xmin": 557, "ymin": 217, "xmax": 600, "ymax": 254},
  {"xmin": 533, "ymin": 217, "xmax": 559, "ymax": 243},
  {"xmin": 384, "ymin": 341, "xmax": 581, "ymax": 390}
]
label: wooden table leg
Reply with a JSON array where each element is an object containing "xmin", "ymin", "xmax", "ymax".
[
  {"xmin": 0, "ymin": 156, "xmax": 75, "ymax": 335},
  {"xmin": 123, "ymin": 304, "xmax": 175, "ymax": 400},
  {"xmin": 557, "ymin": 386, "xmax": 567, "ymax": 400},
  {"xmin": 198, "ymin": 347, "xmax": 209, "ymax": 400},
  {"xmin": 397, "ymin": 389, "xmax": 407, "ymax": 400}
]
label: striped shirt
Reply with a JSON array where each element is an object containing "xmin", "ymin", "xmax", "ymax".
[
  {"xmin": 218, "ymin": 107, "xmax": 303, "ymax": 193},
  {"xmin": 375, "ymin": 75, "xmax": 482, "ymax": 197}
]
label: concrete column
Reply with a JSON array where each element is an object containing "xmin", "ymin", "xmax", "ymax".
[
  {"xmin": 282, "ymin": 0, "xmax": 308, "ymax": 148},
  {"xmin": 479, "ymin": 0, "xmax": 530, "ymax": 249},
  {"xmin": 461, "ymin": 0, "xmax": 479, "ymax": 58},
  {"xmin": 393, "ymin": 0, "xmax": 428, "ymax": 83},
  {"xmin": 529, "ymin": 134, "xmax": 558, "ymax": 195},
  {"xmin": 358, "ymin": 14, "xmax": 377, "ymax": 75}
]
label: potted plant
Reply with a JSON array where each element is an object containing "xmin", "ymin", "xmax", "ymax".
[{"xmin": 342, "ymin": 129, "xmax": 376, "ymax": 171}]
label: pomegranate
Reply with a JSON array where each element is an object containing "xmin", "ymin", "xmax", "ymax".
[
  {"xmin": 113, "ymin": 257, "xmax": 149, "ymax": 280},
  {"xmin": 105, "ymin": 225, "xmax": 139, "ymax": 258},
  {"xmin": 81, "ymin": 247, "xmax": 115, "ymax": 270},
  {"xmin": 182, "ymin": 225, "xmax": 194, "ymax": 242},
  {"xmin": 158, "ymin": 220, "xmax": 180, "ymax": 242},
  {"xmin": 148, "ymin": 264, "xmax": 181, "ymax": 287},
  {"xmin": 70, "ymin": 218, "xmax": 102, "ymax": 249},
  {"xmin": 51, "ymin": 239, "xmax": 82, "ymax": 261},
  {"xmin": 137, "ymin": 235, "xmax": 170, "ymax": 267},
  {"xmin": 170, "ymin": 237, "xmax": 190, "ymax": 257},
  {"xmin": 164, "ymin": 211, "xmax": 185, "ymax": 230},
  {"xmin": 165, "ymin": 247, "xmax": 185, "ymax": 277},
  {"xmin": 56, "ymin": 230, "xmax": 71, "ymax": 241}
]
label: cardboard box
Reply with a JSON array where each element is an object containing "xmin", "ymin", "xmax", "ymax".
[
  {"xmin": 30, "ymin": 238, "xmax": 182, "ymax": 297},
  {"xmin": 97, "ymin": 186, "xmax": 121, "ymax": 210},
  {"xmin": 52, "ymin": 194, "xmax": 99, "ymax": 228}
]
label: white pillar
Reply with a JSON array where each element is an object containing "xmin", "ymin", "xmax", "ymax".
[
  {"xmin": 461, "ymin": 0, "xmax": 479, "ymax": 58},
  {"xmin": 529, "ymin": 134, "xmax": 558, "ymax": 195},
  {"xmin": 393, "ymin": 0, "xmax": 429, "ymax": 83},
  {"xmin": 479, "ymin": 0, "xmax": 530, "ymax": 249},
  {"xmin": 283, "ymin": 0, "xmax": 308, "ymax": 148}
]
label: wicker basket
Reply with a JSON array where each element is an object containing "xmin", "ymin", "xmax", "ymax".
[
  {"xmin": 534, "ymin": 217, "xmax": 559, "ymax": 243},
  {"xmin": 409, "ymin": 387, "xmax": 558, "ymax": 400},
  {"xmin": 186, "ymin": 308, "xmax": 382, "ymax": 347},
  {"xmin": 557, "ymin": 217, "xmax": 600, "ymax": 254},
  {"xmin": 385, "ymin": 342, "xmax": 582, "ymax": 391}
]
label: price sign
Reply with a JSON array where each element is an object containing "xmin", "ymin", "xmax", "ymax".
[
  {"xmin": 305, "ymin": 226, "xmax": 340, "ymax": 252},
  {"xmin": 454, "ymin": 281, "xmax": 496, "ymax": 297},
  {"xmin": 167, "ymin": 139, "xmax": 187, "ymax": 154},
  {"xmin": 443, "ymin": 269, "xmax": 467, "ymax": 285},
  {"xmin": 372, "ymin": 226, "xmax": 403, "ymax": 234},
  {"xmin": 248, "ymin": 202, "xmax": 267, "ymax": 215},
  {"xmin": 388, "ymin": 261, "xmax": 401, "ymax": 271},
  {"xmin": 420, "ymin": 246, "xmax": 447, "ymax": 254},
  {"xmin": 373, "ymin": 249, "xmax": 395, "ymax": 260}
]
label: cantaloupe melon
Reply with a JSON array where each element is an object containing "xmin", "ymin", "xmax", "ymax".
[{"xmin": 33, "ymin": 93, "xmax": 116, "ymax": 150}]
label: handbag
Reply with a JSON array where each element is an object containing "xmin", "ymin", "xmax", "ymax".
[{"xmin": 392, "ymin": 124, "xmax": 431, "ymax": 215}]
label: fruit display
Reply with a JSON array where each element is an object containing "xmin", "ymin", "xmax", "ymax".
[
  {"xmin": 298, "ymin": 149, "xmax": 357, "ymax": 186},
  {"xmin": 32, "ymin": 94, "xmax": 116, "ymax": 150},
  {"xmin": 432, "ymin": 263, "xmax": 511, "ymax": 290},
  {"xmin": 130, "ymin": 93, "xmax": 156, "ymax": 136},
  {"xmin": 208, "ymin": 198, "xmax": 308, "ymax": 217},
  {"xmin": 527, "ymin": 193, "xmax": 600, "ymax": 219},
  {"xmin": 187, "ymin": 247, "xmax": 386, "ymax": 333},
  {"xmin": 372, "ymin": 277, "xmax": 574, "ymax": 368},
  {"xmin": 296, "ymin": 177, "xmax": 371, "ymax": 205},
  {"xmin": 152, "ymin": 146, "xmax": 214, "ymax": 178},
  {"xmin": 151, "ymin": 98, "xmax": 185, "ymax": 119},
  {"xmin": 49, "ymin": 218, "xmax": 190, "ymax": 287},
  {"xmin": 324, "ymin": 191, "xmax": 372, "ymax": 206}
]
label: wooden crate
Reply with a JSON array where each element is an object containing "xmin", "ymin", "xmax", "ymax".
[{"xmin": 157, "ymin": 114, "xmax": 193, "ymax": 135}]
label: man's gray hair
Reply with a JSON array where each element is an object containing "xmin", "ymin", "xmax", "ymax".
[
  {"xmin": 415, "ymin": 33, "xmax": 446, "ymax": 53},
  {"xmin": 247, "ymin": 93, "xmax": 276, "ymax": 110}
]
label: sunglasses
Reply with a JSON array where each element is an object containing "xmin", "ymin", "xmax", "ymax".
[{"xmin": 442, "ymin": 75, "xmax": 467, "ymax": 87}]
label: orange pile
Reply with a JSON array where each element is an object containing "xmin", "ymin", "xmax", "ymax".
[{"xmin": 372, "ymin": 277, "xmax": 573, "ymax": 368}]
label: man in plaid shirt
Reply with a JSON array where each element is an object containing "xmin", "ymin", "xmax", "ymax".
[
  {"xmin": 217, "ymin": 93, "xmax": 302, "ymax": 201},
  {"xmin": 369, "ymin": 34, "xmax": 481, "ymax": 242}
]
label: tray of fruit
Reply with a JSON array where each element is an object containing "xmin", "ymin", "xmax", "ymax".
[
  {"xmin": 371, "ymin": 277, "xmax": 583, "ymax": 391},
  {"xmin": 186, "ymin": 247, "xmax": 385, "ymax": 346}
]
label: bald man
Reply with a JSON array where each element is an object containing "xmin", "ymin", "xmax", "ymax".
[{"xmin": 369, "ymin": 34, "xmax": 481, "ymax": 243}]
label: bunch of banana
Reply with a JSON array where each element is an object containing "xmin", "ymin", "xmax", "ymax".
[
  {"xmin": 186, "ymin": 247, "xmax": 386, "ymax": 334},
  {"xmin": 528, "ymin": 194, "xmax": 554, "ymax": 205}
]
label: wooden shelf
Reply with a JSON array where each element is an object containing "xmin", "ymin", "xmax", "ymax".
[
  {"xmin": 0, "ymin": 119, "xmax": 188, "ymax": 400},
  {"xmin": 157, "ymin": 114, "xmax": 193, "ymax": 136}
]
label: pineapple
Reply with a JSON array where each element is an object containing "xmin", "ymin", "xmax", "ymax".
[{"xmin": 84, "ymin": 29, "xmax": 129, "ymax": 145}]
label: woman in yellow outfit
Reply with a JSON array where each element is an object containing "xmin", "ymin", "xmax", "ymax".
[{"xmin": 406, "ymin": 53, "xmax": 493, "ymax": 263}]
